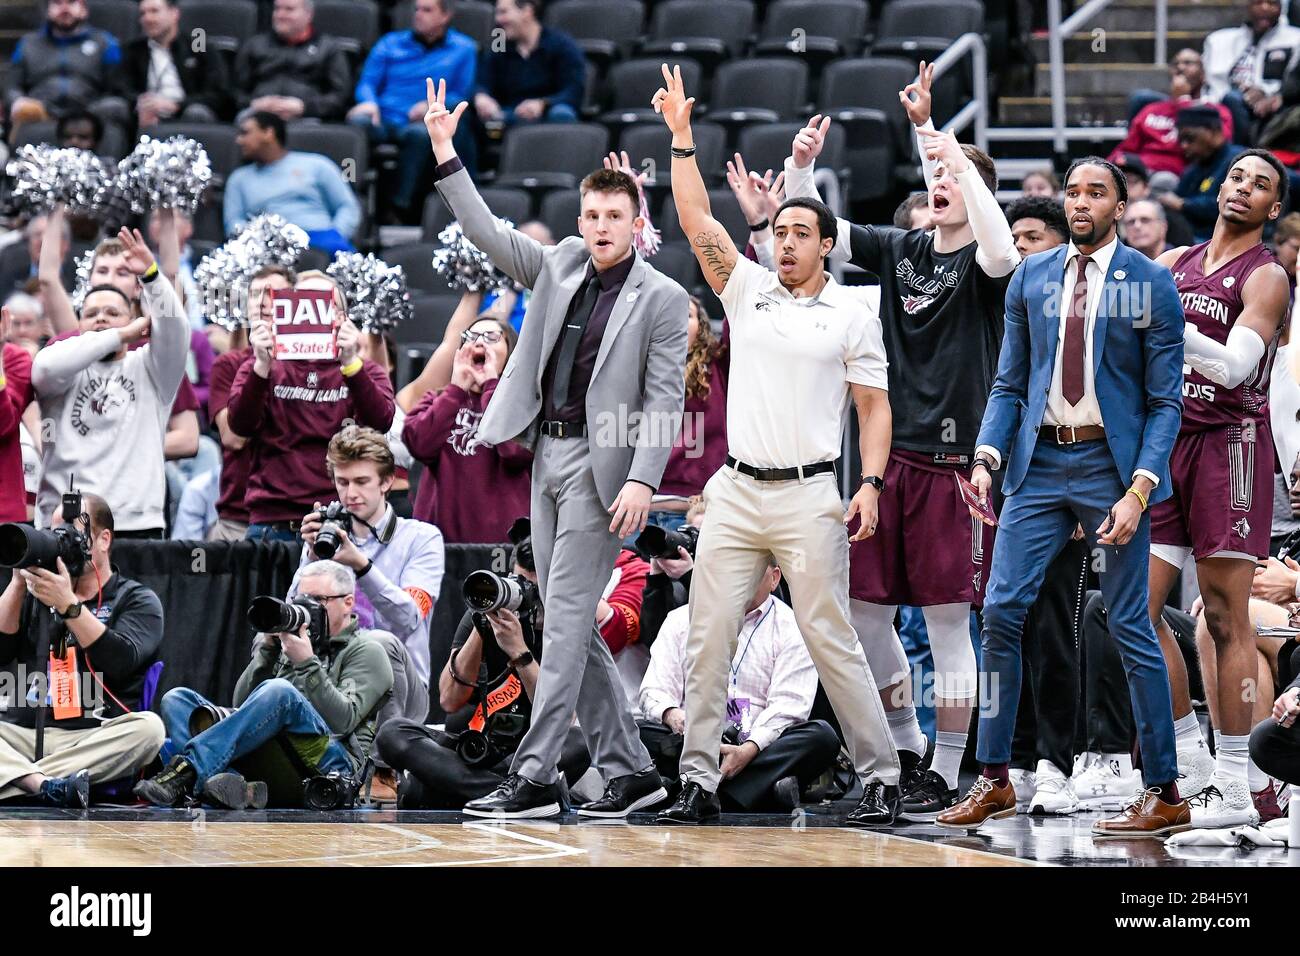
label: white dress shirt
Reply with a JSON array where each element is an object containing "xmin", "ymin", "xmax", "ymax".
[
  {"xmin": 638, "ymin": 595, "xmax": 820, "ymax": 752},
  {"xmin": 148, "ymin": 40, "xmax": 185, "ymax": 102}
]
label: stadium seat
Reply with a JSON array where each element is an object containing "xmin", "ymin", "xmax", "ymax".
[
  {"xmin": 146, "ymin": 122, "xmax": 242, "ymax": 181},
  {"xmin": 538, "ymin": 189, "xmax": 581, "ymax": 240},
  {"xmin": 422, "ymin": 186, "xmax": 534, "ymax": 241},
  {"xmin": 706, "ymin": 58, "xmax": 809, "ymax": 127},
  {"xmin": 650, "ymin": 240, "xmax": 703, "ymax": 294},
  {"xmin": 311, "ymin": 0, "xmax": 381, "ymax": 64},
  {"xmin": 285, "ymin": 122, "xmax": 375, "ymax": 245},
  {"xmin": 545, "ymin": 0, "xmax": 645, "ymax": 71},
  {"xmin": 735, "ymin": 121, "xmax": 846, "ymax": 184},
  {"xmin": 618, "ymin": 120, "xmax": 727, "ymax": 188},
  {"xmin": 392, "ymin": 0, "xmax": 494, "ymax": 48},
  {"xmin": 384, "ymin": 242, "xmax": 443, "ymax": 294},
  {"xmin": 177, "ymin": 0, "xmax": 258, "ymax": 56},
  {"xmin": 657, "ymin": 187, "xmax": 750, "ymax": 246},
  {"xmin": 493, "ymin": 123, "xmax": 610, "ymax": 192},
  {"xmin": 870, "ymin": 0, "xmax": 984, "ymax": 63},
  {"xmin": 401, "ymin": 291, "xmax": 463, "ymax": 344},
  {"xmin": 599, "ymin": 57, "xmax": 702, "ymax": 129},
  {"xmin": 755, "ymin": 0, "xmax": 869, "ymax": 70},
  {"xmin": 818, "ymin": 56, "xmax": 917, "ymax": 199},
  {"xmin": 88, "ymin": 0, "xmax": 141, "ymax": 42},
  {"xmin": 641, "ymin": 0, "xmax": 756, "ymax": 71}
]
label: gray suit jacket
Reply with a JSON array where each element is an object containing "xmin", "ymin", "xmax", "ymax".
[{"xmin": 435, "ymin": 168, "xmax": 690, "ymax": 509}]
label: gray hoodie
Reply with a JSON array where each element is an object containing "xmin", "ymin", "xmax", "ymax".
[{"xmin": 32, "ymin": 274, "xmax": 189, "ymax": 532}]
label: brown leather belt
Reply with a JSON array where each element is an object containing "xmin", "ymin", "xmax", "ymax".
[{"xmin": 1041, "ymin": 424, "xmax": 1106, "ymax": 445}]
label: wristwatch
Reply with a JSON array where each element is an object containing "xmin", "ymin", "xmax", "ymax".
[
  {"xmin": 861, "ymin": 475, "xmax": 884, "ymax": 493},
  {"xmin": 59, "ymin": 600, "xmax": 83, "ymax": 621},
  {"xmin": 509, "ymin": 650, "xmax": 534, "ymax": 669}
]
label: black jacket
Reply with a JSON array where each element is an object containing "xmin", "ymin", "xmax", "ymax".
[
  {"xmin": 233, "ymin": 30, "xmax": 352, "ymax": 120},
  {"xmin": 113, "ymin": 35, "xmax": 232, "ymax": 121}
]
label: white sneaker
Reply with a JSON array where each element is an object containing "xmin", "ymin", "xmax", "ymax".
[
  {"xmin": 1028, "ymin": 759, "xmax": 1079, "ymax": 815},
  {"xmin": 1071, "ymin": 752, "xmax": 1096, "ymax": 784},
  {"xmin": 1188, "ymin": 775, "xmax": 1260, "ymax": 829},
  {"xmin": 1008, "ymin": 768, "xmax": 1036, "ymax": 813},
  {"xmin": 1073, "ymin": 758, "xmax": 1143, "ymax": 811},
  {"xmin": 1176, "ymin": 742, "xmax": 1215, "ymax": 801}
]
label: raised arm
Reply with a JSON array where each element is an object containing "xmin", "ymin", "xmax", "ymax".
[
  {"xmin": 1183, "ymin": 261, "xmax": 1289, "ymax": 387},
  {"xmin": 781, "ymin": 115, "xmax": 853, "ymax": 264},
  {"xmin": 899, "ymin": 60, "xmax": 938, "ymax": 188},
  {"xmin": 395, "ymin": 289, "xmax": 485, "ymax": 410},
  {"xmin": 423, "ymin": 77, "xmax": 548, "ymax": 289},
  {"xmin": 918, "ymin": 127, "xmax": 1020, "ymax": 277},
  {"xmin": 121, "ymin": 226, "xmax": 189, "ymax": 405},
  {"xmin": 653, "ymin": 63, "xmax": 739, "ymax": 294},
  {"xmin": 38, "ymin": 204, "xmax": 77, "ymax": 335}
]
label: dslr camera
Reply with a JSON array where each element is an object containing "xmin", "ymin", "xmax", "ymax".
[
  {"xmin": 0, "ymin": 490, "xmax": 93, "ymax": 577},
  {"xmin": 248, "ymin": 595, "xmax": 330, "ymax": 650},
  {"xmin": 302, "ymin": 770, "xmax": 362, "ymax": 811},
  {"xmin": 635, "ymin": 522, "xmax": 699, "ymax": 562},
  {"xmin": 312, "ymin": 502, "xmax": 354, "ymax": 560},
  {"xmin": 462, "ymin": 569, "xmax": 540, "ymax": 618}
]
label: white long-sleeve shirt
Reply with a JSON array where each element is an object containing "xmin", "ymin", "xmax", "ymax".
[
  {"xmin": 638, "ymin": 596, "xmax": 820, "ymax": 752},
  {"xmin": 1202, "ymin": 19, "xmax": 1300, "ymax": 101}
]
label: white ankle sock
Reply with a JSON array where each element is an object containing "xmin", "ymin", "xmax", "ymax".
[
  {"xmin": 1215, "ymin": 734, "xmax": 1250, "ymax": 783},
  {"xmin": 1213, "ymin": 728, "xmax": 1222, "ymax": 754},
  {"xmin": 886, "ymin": 705, "xmax": 928, "ymax": 759},
  {"xmin": 1100, "ymin": 752, "xmax": 1134, "ymax": 777},
  {"xmin": 1174, "ymin": 712, "xmax": 1205, "ymax": 751},
  {"xmin": 1247, "ymin": 757, "xmax": 1269, "ymax": 792},
  {"xmin": 933, "ymin": 731, "xmax": 968, "ymax": 790}
]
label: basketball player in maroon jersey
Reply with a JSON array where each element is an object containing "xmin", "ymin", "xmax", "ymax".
[{"xmin": 1149, "ymin": 149, "xmax": 1291, "ymax": 827}]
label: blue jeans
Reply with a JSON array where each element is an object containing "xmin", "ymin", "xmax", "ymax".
[
  {"xmin": 161, "ymin": 681, "xmax": 352, "ymax": 790},
  {"xmin": 245, "ymin": 523, "xmax": 301, "ymax": 544},
  {"xmin": 502, "ymin": 102, "xmax": 579, "ymax": 125},
  {"xmin": 977, "ymin": 438, "xmax": 1178, "ymax": 785},
  {"xmin": 351, "ymin": 115, "xmax": 477, "ymax": 208}
]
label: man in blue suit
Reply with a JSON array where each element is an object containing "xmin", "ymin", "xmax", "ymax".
[{"xmin": 936, "ymin": 157, "xmax": 1193, "ymax": 837}]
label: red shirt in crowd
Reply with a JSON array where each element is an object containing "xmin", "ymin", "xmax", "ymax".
[
  {"xmin": 208, "ymin": 347, "xmax": 253, "ymax": 525},
  {"xmin": 0, "ymin": 344, "xmax": 34, "ymax": 523},
  {"xmin": 599, "ymin": 549, "xmax": 649, "ymax": 656},
  {"xmin": 402, "ymin": 379, "xmax": 533, "ymax": 544},
  {"xmin": 1108, "ymin": 98, "xmax": 1235, "ymax": 176},
  {"xmin": 226, "ymin": 355, "xmax": 395, "ymax": 524}
]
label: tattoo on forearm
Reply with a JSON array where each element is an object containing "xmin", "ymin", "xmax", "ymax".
[{"xmin": 693, "ymin": 232, "xmax": 731, "ymax": 284}]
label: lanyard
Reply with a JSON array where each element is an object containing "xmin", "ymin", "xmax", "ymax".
[{"xmin": 730, "ymin": 602, "xmax": 774, "ymax": 687}]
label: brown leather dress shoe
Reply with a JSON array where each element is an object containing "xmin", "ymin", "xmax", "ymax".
[
  {"xmin": 1092, "ymin": 787, "xmax": 1191, "ymax": 839},
  {"xmin": 366, "ymin": 768, "xmax": 400, "ymax": 805},
  {"xmin": 935, "ymin": 776, "xmax": 1016, "ymax": 830}
]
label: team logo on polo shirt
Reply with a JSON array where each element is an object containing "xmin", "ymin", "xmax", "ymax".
[
  {"xmin": 306, "ymin": 371, "xmax": 319, "ymax": 388},
  {"xmin": 901, "ymin": 293, "xmax": 934, "ymax": 315},
  {"xmin": 753, "ymin": 298, "xmax": 771, "ymax": 312}
]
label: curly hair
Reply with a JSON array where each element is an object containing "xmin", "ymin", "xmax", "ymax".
[{"xmin": 684, "ymin": 295, "xmax": 717, "ymax": 401}]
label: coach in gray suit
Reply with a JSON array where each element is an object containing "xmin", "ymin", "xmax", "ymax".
[{"xmin": 422, "ymin": 79, "xmax": 688, "ymax": 818}]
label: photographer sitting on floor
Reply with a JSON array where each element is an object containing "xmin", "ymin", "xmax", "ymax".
[
  {"xmin": 0, "ymin": 493, "xmax": 166, "ymax": 806},
  {"xmin": 638, "ymin": 554, "xmax": 839, "ymax": 813},
  {"xmin": 136, "ymin": 560, "xmax": 394, "ymax": 809},
  {"xmin": 375, "ymin": 534, "xmax": 590, "ymax": 809}
]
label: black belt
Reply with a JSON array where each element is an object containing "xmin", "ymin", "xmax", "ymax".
[
  {"xmin": 726, "ymin": 455, "xmax": 836, "ymax": 482},
  {"xmin": 261, "ymin": 519, "xmax": 303, "ymax": 532},
  {"xmin": 540, "ymin": 420, "xmax": 587, "ymax": 438}
]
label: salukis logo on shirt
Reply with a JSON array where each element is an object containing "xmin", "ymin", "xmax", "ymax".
[
  {"xmin": 895, "ymin": 257, "xmax": 961, "ymax": 314},
  {"xmin": 448, "ymin": 407, "xmax": 487, "ymax": 456},
  {"xmin": 70, "ymin": 373, "xmax": 137, "ymax": 436}
]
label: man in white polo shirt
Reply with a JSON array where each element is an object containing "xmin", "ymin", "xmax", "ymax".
[{"xmin": 651, "ymin": 64, "xmax": 901, "ymax": 826}]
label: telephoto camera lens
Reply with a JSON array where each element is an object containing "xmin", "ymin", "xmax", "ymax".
[
  {"xmin": 247, "ymin": 596, "xmax": 312, "ymax": 635},
  {"xmin": 635, "ymin": 523, "xmax": 699, "ymax": 562},
  {"xmin": 462, "ymin": 570, "xmax": 538, "ymax": 615},
  {"xmin": 0, "ymin": 523, "xmax": 88, "ymax": 576}
]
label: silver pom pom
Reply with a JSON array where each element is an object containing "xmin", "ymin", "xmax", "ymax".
[
  {"xmin": 114, "ymin": 135, "xmax": 212, "ymax": 215},
  {"xmin": 327, "ymin": 252, "xmax": 413, "ymax": 334},
  {"xmin": 70, "ymin": 247, "xmax": 96, "ymax": 312},
  {"xmin": 431, "ymin": 221, "xmax": 514, "ymax": 293},
  {"xmin": 4, "ymin": 144, "xmax": 110, "ymax": 217},
  {"xmin": 193, "ymin": 214, "xmax": 309, "ymax": 330}
]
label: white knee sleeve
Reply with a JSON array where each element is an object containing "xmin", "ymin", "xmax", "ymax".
[
  {"xmin": 922, "ymin": 603, "xmax": 977, "ymax": 701},
  {"xmin": 850, "ymin": 600, "xmax": 909, "ymax": 689}
]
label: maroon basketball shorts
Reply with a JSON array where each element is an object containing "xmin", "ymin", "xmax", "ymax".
[
  {"xmin": 1150, "ymin": 420, "xmax": 1274, "ymax": 564},
  {"xmin": 849, "ymin": 448, "xmax": 994, "ymax": 607}
]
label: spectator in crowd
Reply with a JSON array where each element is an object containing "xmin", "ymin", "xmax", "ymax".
[
  {"xmin": 1004, "ymin": 195, "xmax": 1069, "ymax": 257},
  {"xmin": 233, "ymin": 0, "xmax": 352, "ymax": 122},
  {"xmin": 1115, "ymin": 49, "xmax": 1237, "ymax": 174},
  {"xmin": 0, "ymin": 305, "xmax": 35, "ymax": 525},
  {"xmin": 1202, "ymin": 0, "xmax": 1300, "ymax": 139},
  {"xmin": 55, "ymin": 110, "xmax": 102, "ymax": 153},
  {"xmin": 1162, "ymin": 104, "xmax": 1245, "ymax": 242},
  {"xmin": 473, "ymin": 0, "xmax": 585, "ymax": 132},
  {"xmin": 4, "ymin": 0, "xmax": 128, "ymax": 135},
  {"xmin": 226, "ymin": 270, "xmax": 395, "ymax": 542},
  {"xmin": 638, "ymin": 554, "xmax": 841, "ymax": 812},
  {"xmin": 1116, "ymin": 153, "xmax": 1196, "ymax": 246},
  {"xmin": 1019, "ymin": 168, "xmax": 1059, "ymax": 199},
  {"xmin": 1250, "ymin": 656, "xmax": 1300, "ymax": 793},
  {"xmin": 206, "ymin": 265, "xmax": 293, "ymax": 541},
  {"xmin": 376, "ymin": 541, "xmax": 591, "ymax": 809},
  {"xmin": 139, "ymin": 560, "xmax": 394, "ymax": 809},
  {"xmin": 31, "ymin": 227, "xmax": 189, "ymax": 537},
  {"xmin": 114, "ymin": 0, "xmax": 231, "ymax": 128},
  {"xmin": 0, "ymin": 494, "xmax": 166, "ymax": 807},
  {"xmin": 893, "ymin": 192, "xmax": 930, "ymax": 230},
  {"xmin": 1273, "ymin": 210, "xmax": 1300, "ymax": 300},
  {"xmin": 602, "ymin": 547, "xmax": 650, "ymax": 706},
  {"xmin": 224, "ymin": 111, "xmax": 362, "ymax": 254},
  {"xmin": 295, "ymin": 425, "xmax": 446, "ymax": 800},
  {"xmin": 147, "ymin": 209, "xmax": 204, "ymax": 330},
  {"xmin": 639, "ymin": 495, "xmax": 703, "ymax": 649},
  {"xmin": 1, "ymin": 293, "xmax": 50, "ymax": 353},
  {"xmin": 402, "ymin": 311, "xmax": 532, "ymax": 543},
  {"xmin": 0, "ymin": 214, "xmax": 73, "ymax": 300},
  {"xmin": 348, "ymin": 0, "xmax": 477, "ymax": 222},
  {"xmin": 1121, "ymin": 198, "xmax": 1172, "ymax": 260}
]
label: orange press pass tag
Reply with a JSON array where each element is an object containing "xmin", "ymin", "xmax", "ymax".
[{"xmin": 49, "ymin": 647, "xmax": 80, "ymax": 720}]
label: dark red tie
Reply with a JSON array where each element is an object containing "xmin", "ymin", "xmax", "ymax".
[{"xmin": 1063, "ymin": 255, "xmax": 1091, "ymax": 406}]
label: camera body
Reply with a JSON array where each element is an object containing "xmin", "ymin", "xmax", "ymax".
[
  {"xmin": 301, "ymin": 771, "xmax": 361, "ymax": 810},
  {"xmin": 313, "ymin": 502, "xmax": 354, "ymax": 560},
  {"xmin": 635, "ymin": 522, "xmax": 700, "ymax": 562},
  {"xmin": 247, "ymin": 595, "xmax": 331, "ymax": 651},
  {"xmin": 462, "ymin": 569, "xmax": 540, "ymax": 618},
  {"xmin": 0, "ymin": 491, "xmax": 93, "ymax": 577}
]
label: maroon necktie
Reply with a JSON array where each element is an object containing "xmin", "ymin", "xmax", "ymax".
[{"xmin": 1062, "ymin": 255, "xmax": 1091, "ymax": 406}]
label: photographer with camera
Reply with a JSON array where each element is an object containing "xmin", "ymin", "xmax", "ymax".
[
  {"xmin": 638, "ymin": 553, "xmax": 839, "ymax": 813},
  {"xmin": 375, "ymin": 539, "xmax": 591, "ymax": 809},
  {"xmin": 295, "ymin": 425, "xmax": 444, "ymax": 801},
  {"xmin": 0, "ymin": 494, "xmax": 166, "ymax": 806},
  {"xmin": 636, "ymin": 496, "xmax": 704, "ymax": 650},
  {"xmin": 137, "ymin": 559, "xmax": 394, "ymax": 809}
]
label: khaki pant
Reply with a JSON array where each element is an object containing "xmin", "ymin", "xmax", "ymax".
[
  {"xmin": 682, "ymin": 467, "xmax": 900, "ymax": 790},
  {"xmin": 206, "ymin": 518, "xmax": 249, "ymax": 543},
  {"xmin": 0, "ymin": 712, "xmax": 165, "ymax": 800}
]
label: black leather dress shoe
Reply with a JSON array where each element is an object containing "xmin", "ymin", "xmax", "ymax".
[
  {"xmin": 463, "ymin": 773, "xmax": 563, "ymax": 819},
  {"xmin": 845, "ymin": 780, "xmax": 900, "ymax": 827},
  {"xmin": 577, "ymin": 767, "xmax": 669, "ymax": 817},
  {"xmin": 655, "ymin": 778, "xmax": 721, "ymax": 824}
]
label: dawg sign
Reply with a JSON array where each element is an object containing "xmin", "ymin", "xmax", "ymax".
[{"xmin": 271, "ymin": 288, "xmax": 339, "ymax": 361}]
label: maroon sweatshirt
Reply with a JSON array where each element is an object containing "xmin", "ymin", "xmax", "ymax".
[
  {"xmin": 226, "ymin": 355, "xmax": 395, "ymax": 523},
  {"xmin": 402, "ymin": 379, "xmax": 533, "ymax": 544},
  {"xmin": 0, "ymin": 344, "xmax": 34, "ymax": 523},
  {"xmin": 209, "ymin": 347, "xmax": 253, "ymax": 524},
  {"xmin": 658, "ymin": 323, "xmax": 730, "ymax": 498}
]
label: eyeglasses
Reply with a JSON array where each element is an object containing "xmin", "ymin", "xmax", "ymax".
[
  {"xmin": 300, "ymin": 594, "xmax": 349, "ymax": 604},
  {"xmin": 460, "ymin": 329, "xmax": 503, "ymax": 345}
]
